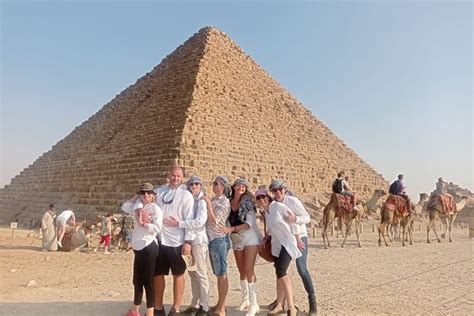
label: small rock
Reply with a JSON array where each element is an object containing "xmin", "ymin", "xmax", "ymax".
[
  {"xmin": 9, "ymin": 269, "xmax": 17, "ymax": 273},
  {"xmin": 26, "ymin": 280, "xmax": 36, "ymax": 287}
]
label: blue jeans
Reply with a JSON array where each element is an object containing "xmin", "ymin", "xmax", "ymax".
[
  {"xmin": 295, "ymin": 237, "xmax": 316, "ymax": 299},
  {"xmin": 209, "ymin": 236, "xmax": 230, "ymax": 276}
]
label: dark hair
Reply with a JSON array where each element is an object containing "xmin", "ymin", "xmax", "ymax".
[
  {"xmin": 106, "ymin": 212, "xmax": 113, "ymax": 217},
  {"xmin": 49, "ymin": 203, "xmax": 55, "ymax": 208},
  {"xmin": 337, "ymin": 171, "xmax": 345, "ymax": 178}
]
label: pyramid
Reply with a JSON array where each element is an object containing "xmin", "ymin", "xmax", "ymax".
[{"xmin": 0, "ymin": 27, "xmax": 388, "ymax": 226}]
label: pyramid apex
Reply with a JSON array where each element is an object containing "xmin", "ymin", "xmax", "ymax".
[{"xmin": 197, "ymin": 26, "xmax": 229, "ymax": 38}]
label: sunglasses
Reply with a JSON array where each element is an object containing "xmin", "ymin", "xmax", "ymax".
[
  {"xmin": 213, "ymin": 181, "xmax": 220, "ymax": 186},
  {"xmin": 271, "ymin": 188, "xmax": 282, "ymax": 193},
  {"xmin": 256, "ymin": 195, "xmax": 267, "ymax": 201},
  {"xmin": 190, "ymin": 182, "xmax": 201, "ymax": 186},
  {"xmin": 140, "ymin": 191, "xmax": 154, "ymax": 195}
]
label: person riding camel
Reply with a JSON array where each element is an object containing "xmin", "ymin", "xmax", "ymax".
[
  {"xmin": 388, "ymin": 174, "xmax": 411, "ymax": 214},
  {"xmin": 434, "ymin": 177, "xmax": 454, "ymax": 213},
  {"xmin": 332, "ymin": 171, "xmax": 357, "ymax": 212}
]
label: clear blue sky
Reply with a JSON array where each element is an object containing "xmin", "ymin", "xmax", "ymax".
[{"xmin": 1, "ymin": 0, "xmax": 472, "ymax": 198}]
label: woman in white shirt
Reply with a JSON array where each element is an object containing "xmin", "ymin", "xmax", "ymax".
[
  {"xmin": 255, "ymin": 188, "xmax": 301, "ymax": 316},
  {"xmin": 121, "ymin": 183, "xmax": 162, "ymax": 316}
]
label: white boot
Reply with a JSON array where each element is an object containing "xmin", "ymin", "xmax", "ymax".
[
  {"xmin": 237, "ymin": 280, "xmax": 250, "ymax": 311},
  {"xmin": 245, "ymin": 282, "xmax": 260, "ymax": 316}
]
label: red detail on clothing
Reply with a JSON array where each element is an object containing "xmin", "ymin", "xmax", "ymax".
[
  {"xmin": 384, "ymin": 195, "xmax": 409, "ymax": 217},
  {"xmin": 331, "ymin": 193, "xmax": 353, "ymax": 214},
  {"xmin": 429, "ymin": 194, "xmax": 455, "ymax": 214},
  {"xmin": 99, "ymin": 234, "xmax": 111, "ymax": 248}
]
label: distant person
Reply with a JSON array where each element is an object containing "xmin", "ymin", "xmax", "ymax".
[
  {"xmin": 389, "ymin": 174, "xmax": 411, "ymax": 212},
  {"xmin": 435, "ymin": 177, "xmax": 454, "ymax": 211},
  {"xmin": 164, "ymin": 175, "xmax": 210, "ymax": 316},
  {"xmin": 122, "ymin": 183, "xmax": 162, "ymax": 316},
  {"xmin": 332, "ymin": 171, "xmax": 357, "ymax": 211},
  {"xmin": 41, "ymin": 203, "xmax": 57, "ymax": 251},
  {"xmin": 118, "ymin": 213, "xmax": 134, "ymax": 251},
  {"xmin": 56, "ymin": 209, "xmax": 76, "ymax": 248},
  {"xmin": 94, "ymin": 212, "xmax": 113, "ymax": 254},
  {"xmin": 205, "ymin": 176, "xmax": 231, "ymax": 316}
]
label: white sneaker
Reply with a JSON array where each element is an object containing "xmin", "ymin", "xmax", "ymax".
[
  {"xmin": 57, "ymin": 241, "xmax": 62, "ymax": 248},
  {"xmin": 104, "ymin": 250, "xmax": 110, "ymax": 255}
]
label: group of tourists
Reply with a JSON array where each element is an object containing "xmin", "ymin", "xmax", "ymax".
[
  {"xmin": 40, "ymin": 204, "xmax": 76, "ymax": 251},
  {"xmin": 122, "ymin": 165, "xmax": 317, "ymax": 316}
]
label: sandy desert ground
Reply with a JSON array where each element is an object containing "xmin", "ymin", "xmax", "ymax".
[{"xmin": 0, "ymin": 224, "xmax": 472, "ymax": 316}]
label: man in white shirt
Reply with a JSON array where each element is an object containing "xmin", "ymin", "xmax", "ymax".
[
  {"xmin": 55, "ymin": 209, "xmax": 75, "ymax": 248},
  {"xmin": 269, "ymin": 179, "xmax": 317, "ymax": 316},
  {"xmin": 153, "ymin": 166, "xmax": 194, "ymax": 316}
]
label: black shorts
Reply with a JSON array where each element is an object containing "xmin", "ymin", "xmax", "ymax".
[
  {"xmin": 154, "ymin": 244, "xmax": 186, "ymax": 276},
  {"xmin": 273, "ymin": 246, "xmax": 292, "ymax": 279}
]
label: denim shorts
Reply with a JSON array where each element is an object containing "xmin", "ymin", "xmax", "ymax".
[{"xmin": 209, "ymin": 236, "xmax": 230, "ymax": 276}]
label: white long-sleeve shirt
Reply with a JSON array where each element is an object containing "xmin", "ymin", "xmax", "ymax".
[
  {"xmin": 121, "ymin": 201, "xmax": 162, "ymax": 251},
  {"xmin": 178, "ymin": 191, "xmax": 209, "ymax": 245},
  {"xmin": 282, "ymin": 195, "xmax": 310, "ymax": 238},
  {"xmin": 154, "ymin": 185, "xmax": 194, "ymax": 247},
  {"xmin": 267, "ymin": 201, "xmax": 302, "ymax": 259}
]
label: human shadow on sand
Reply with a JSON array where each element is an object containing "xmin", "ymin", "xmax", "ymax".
[{"xmin": 3, "ymin": 301, "xmax": 270, "ymax": 316}]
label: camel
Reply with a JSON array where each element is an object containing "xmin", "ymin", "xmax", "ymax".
[
  {"xmin": 321, "ymin": 195, "xmax": 365, "ymax": 248},
  {"xmin": 413, "ymin": 193, "xmax": 429, "ymax": 216},
  {"xmin": 378, "ymin": 196, "xmax": 413, "ymax": 247},
  {"xmin": 389, "ymin": 193, "xmax": 429, "ymax": 242},
  {"xmin": 427, "ymin": 196, "xmax": 468, "ymax": 243},
  {"xmin": 365, "ymin": 189, "xmax": 386, "ymax": 214}
]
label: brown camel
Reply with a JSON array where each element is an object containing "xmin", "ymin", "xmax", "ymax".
[
  {"xmin": 321, "ymin": 196, "xmax": 364, "ymax": 248},
  {"xmin": 389, "ymin": 193, "xmax": 429, "ymax": 242},
  {"xmin": 427, "ymin": 196, "xmax": 468, "ymax": 243},
  {"xmin": 378, "ymin": 196, "xmax": 413, "ymax": 247},
  {"xmin": 364, "ymin": 189, "xmax": 386, "ymax": 214}
]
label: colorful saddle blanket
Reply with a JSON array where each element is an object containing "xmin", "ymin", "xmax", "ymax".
[
  {"xmin": 384, "ymin": 194, "xmax": 409, "ymax": 217},
  {"xmin": 428, "ymin": 194, "xmax": 454, "ymax": 215},
  {"xmin": 331, "ymin": 193, "xmax": 352, "ymax": 214}
]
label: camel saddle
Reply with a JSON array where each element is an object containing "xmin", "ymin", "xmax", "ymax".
[
  {"xmin": 384, "ymin": 195, "xmax": 409, "ymax": 217},
  {"xmin": 331, "ymin": 193, "xmax": 353, "ymax": 214},
  {"xmin": 428, "ymin": 194, "xmax": 454, "ymax": 215}
]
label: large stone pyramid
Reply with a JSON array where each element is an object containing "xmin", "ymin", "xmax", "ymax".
[{"xmin": 0, "ymin": 27, "xmax": 388, "ymax": 225}]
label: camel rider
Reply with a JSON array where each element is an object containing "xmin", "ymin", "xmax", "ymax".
[
  {"xmin": 332, "ymin": 171, "xmax": 357, "ymax": 212},
  {"xmin": 435, "ymin": 177, "xmax": 453, "ymax": 212},
  {"xmin": 389, "ymin": 174, "xmax": 411, "ymax": 213}
]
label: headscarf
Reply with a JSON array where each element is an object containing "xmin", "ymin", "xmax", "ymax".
[{"xmin": 269, "ymin": 179, "xmax": 287, "ymax": 192}]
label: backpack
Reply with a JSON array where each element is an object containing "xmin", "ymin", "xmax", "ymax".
[
  {"xmin": 389, "ymin": 181, "xmax": 400, "ymax": 195},
  {"xmin": 332, "ymin": 179, "xmax": 343, "ymax": 193}
]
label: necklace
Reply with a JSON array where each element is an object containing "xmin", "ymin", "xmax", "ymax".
[{"xmin": 162, "ymin": 187, "xmax": 177, "ymax": 204}]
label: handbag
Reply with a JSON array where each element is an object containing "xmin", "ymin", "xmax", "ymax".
[{"xmin": 258, "ymin": 216, "xmax": 274, "ymax": 263}]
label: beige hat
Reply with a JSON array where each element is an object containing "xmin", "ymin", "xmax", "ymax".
[{"xmin": 137, "ymin": 183, "xmax": 155, "ymax": 194}]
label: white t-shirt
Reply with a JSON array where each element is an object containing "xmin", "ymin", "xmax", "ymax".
[
  {"xmin": 135, "ymin": 185, "xmax": 194, "ymax": 247},
  {"xmin": 282, "ymin": 195, "xmax": 310, "ymax": 238},
  {"xmin": 56, "ymin": 210, "xmax": 74, "ymax": 227},
  {"xmin": 178, "ymin": 191, "xmax": 209, "ymax": 245},
  {"xmin": 267, "ymin": 201, "xmax": 302, "ymax": 259},
  {"xmin": 122, "ymin": 201, "xmax": 162, "ymax": 251}
]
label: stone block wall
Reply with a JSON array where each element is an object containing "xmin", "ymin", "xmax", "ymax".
[{"xmin": 0, "ymin": 27, "xmax": 387, "ymax": 225}]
